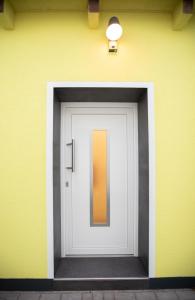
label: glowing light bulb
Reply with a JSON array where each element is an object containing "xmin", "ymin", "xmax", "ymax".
[{"xmin": 106, "ymin": 23, "xmax": 123, "ymax": 41}]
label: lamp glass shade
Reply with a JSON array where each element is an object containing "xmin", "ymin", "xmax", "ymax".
[{"xmin": 106, "ymin": 17, "xmax": 123, "ymax": 41}]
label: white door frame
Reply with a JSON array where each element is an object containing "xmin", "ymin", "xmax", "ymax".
[{"xmin": 46, "ymin": 82, "xmax": 155, "ymax": 278}]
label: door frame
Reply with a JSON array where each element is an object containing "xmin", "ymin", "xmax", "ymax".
[
  {"xmin": 61, "ymin": 102, "xmax": 138, "ymax": 257},
  {"xmin": 46, "ymin": 82, "xmax": 155, "ymax": 278}
]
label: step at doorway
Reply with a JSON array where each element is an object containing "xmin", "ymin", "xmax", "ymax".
[{"xmin": 55, "ymin": 257, "xmax": 147, "ymax": 279}]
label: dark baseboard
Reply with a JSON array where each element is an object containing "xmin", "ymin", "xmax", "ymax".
[
  {"xmin": 150, "ymin": 277, "xmax": 195, "ymax": 289},
  {"xmin": 0, "ymin": 279, "xmax": 53, "ymax": 291},
  {"xmin": 0, "ymin": 277, "xmax": 195, "ymax": 291}
]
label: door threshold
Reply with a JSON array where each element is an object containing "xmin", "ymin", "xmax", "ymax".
[
  {"xmin": 54, "ymin": 277, "xmax": 148, "ymax": 281},
  {"xmin": 65, "ymin": 254, "xmax": 134, "ymax": 258}
]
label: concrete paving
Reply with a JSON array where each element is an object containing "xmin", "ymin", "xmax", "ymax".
[{"xmin": 0, "ymin": 290, "xmax": 195, "ymax": 300}]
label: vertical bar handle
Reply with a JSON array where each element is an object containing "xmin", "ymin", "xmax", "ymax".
[
  {"xmin": 72, "ymin": 138, "xmax": 75, "ymax": 172},
  {"xmin": 66, "ymin": 139, "xmax": 75, "ymax": 172}
]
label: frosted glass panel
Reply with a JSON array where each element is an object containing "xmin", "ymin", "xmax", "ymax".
[{"xmin": 91, "ymin": 130, "xmax": 109, "ymax": 226}]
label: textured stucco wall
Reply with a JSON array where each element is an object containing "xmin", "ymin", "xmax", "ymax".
[{"xmin": 0, "ymin": 12, "xmax": 195, "ymax": 278}]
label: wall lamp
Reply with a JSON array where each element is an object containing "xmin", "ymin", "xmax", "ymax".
[{"xmin": 106, "ymin": 16, "xmax": 123, "ymax": 53}]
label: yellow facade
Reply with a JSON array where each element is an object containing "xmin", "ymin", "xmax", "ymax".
[{"xmin": 0, "ymin": 11, "xmax": 195, "ymax": 278}]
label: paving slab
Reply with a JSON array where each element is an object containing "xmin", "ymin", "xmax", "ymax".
[
  {"xmin": 19, "ymin": 292, "xmax": 41, "ymax": 300},
  {"xmin": 103, "ymin": 291, "xmax": 115, "ymax": 300},
  {"xmin": 115, "ymin": 291, "xmax": 135, "ymax": 300},
  {"xmin": 40, "ymin": 293, "xmax": 61, "ymax": 300},
  {"xmin": 61, "ymin": 293, "xmax": 82, "ymax": 300},
  {"xmin": 176, "ymin": 290, "xmax": 195, "ymax": 300},
  {"xmin": 155, "ymin": 290, "xmax": 178, "ymax": 300},
  {"xmin": 92, "ymin": 291, "xmax": 103, "ymax": 300},
  {"xmin": 135, "ymin": 291, "xmax": 156, "ymax": 300},
  {"xmin": 0, "ymin": 294, "xmax": 19, "ymax": 300},
  {"xmin": 81, "ymin": 292, "xmax": 92, "ymax": 300}
]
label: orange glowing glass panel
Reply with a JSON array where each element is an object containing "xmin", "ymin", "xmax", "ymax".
[{"xmin": 92, "ymin": 130, "xmax": 108, "ymax": 225}]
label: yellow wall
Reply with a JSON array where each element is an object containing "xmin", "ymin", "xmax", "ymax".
[{"xmin": 0, "ymin": 11, "xmax": 195, "ymax": 278}]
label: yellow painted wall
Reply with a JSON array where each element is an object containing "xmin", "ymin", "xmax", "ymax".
[{"xmin": 0, "ymin": 11, "xmax": 195, "ymax": 278}]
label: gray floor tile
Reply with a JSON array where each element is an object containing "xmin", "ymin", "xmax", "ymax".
[
  {"xmin": 155, "ymin": 290, "xmax": 178, "ymax": 300},
  {"xmin": 135, "ymin": 291, "xmax": 156, "ymax": 300},
  {"xmin": 115, "ymin": 291, "xmax": 135, "ymax": 300},
  {"xmin": 92, "ymin": 292, "xmax": 103, "ymax": 300},
  {"xmin": 0, "ymin": 294, "xmax": 19, "ymax": 300},
  {"xmin": 81, "ymin": 293, "xmax": 92, "ymax": 300},
  {"xmin": 19, "ymin": 293, "xmax": 41, "ymax": 300},
  {"xmin": 176, "ymin": 290, "xmax": 195, "ymax": 300},
  {"xmin": 103, "ymin": 291, "xmax": 115, "ymax": 300},
  {"xmin": 61, "ymin": 293, "xmax": 82, "ymax": 300},
  {"xmin": 40, "ymin": 294, "xmax": 61, "ymax": 300}
]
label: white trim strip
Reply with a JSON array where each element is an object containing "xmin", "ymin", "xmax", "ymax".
[
  {"xmin": 48, "ymin": 81, "xmax": 153, "ymax": 89},
  {"xmin": 62, "ymin": 102, "xmax": 137, "ymax": 108},
  {"xmin": 46, "ymin": 82, "xmax": 156, "ymax": 279},
  {"xmin": 46, "ymin": 85, "xmax": 54, "ymax": 278},
  {"xmin": 147, "ymin": 83, "xmax": 156, "ymax": 278}
]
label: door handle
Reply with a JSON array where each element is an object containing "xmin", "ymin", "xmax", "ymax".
[{"xmin": 66, "ymin": 139, "xmax": 75, "ymax": 172}]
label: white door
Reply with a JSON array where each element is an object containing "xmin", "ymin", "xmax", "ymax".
[{"xmin": 61, "ymin": 103, "xmax": 138, "ymax": 256}]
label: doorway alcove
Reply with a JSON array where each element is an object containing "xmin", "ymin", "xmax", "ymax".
[{"xmin": 53, "ymin": 87, "xmax": 149, "ymax": 278}]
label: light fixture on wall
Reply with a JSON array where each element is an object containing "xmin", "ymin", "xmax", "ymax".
[{"xmin": 106, "ymin": 16, "xmax": 123, "ymax": 53}]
